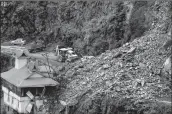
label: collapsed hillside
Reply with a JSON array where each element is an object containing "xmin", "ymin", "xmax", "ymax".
[
  {"xmin": 39, "ymin": 2, "xmax": 172, "ymax": 114},
  {"xmin": 1, "ymin": 1, "xmax": 172, "ymax": 114},
  {"xmin": 42, "ymin": 28, "xmax": 171, "ymax": 114}
]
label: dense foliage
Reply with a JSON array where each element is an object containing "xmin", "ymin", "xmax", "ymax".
[
  {"xmin": 0, "ymin": 53, "xmax": 14, "ymax": 73},
  {"xmin": 2, "ymin": 1, "xmax": 169, "ymax": 56}
]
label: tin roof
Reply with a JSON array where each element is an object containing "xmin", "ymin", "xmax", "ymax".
[{"xmin": 1, "ymin": 66, "xmax": 59, "ymax": 88}]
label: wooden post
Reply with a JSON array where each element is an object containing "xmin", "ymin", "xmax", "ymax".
[
  {"xmin": 36, "ymin": 88, "xmax": 38, "ymax": 96},
  {"xmin": 56, "ymin": 45, "xmax": 59, "ymax": 56},
  {"xmin": 65, "ymin": 106, "xmax": 69, "ymax": 114},
  {"xmin": 22, "ymin": 88, "xmax": 24, "ymax": 97},
  {"xmin": 33, "ymin": 102, "xmax": 37, "ymax": 114}
]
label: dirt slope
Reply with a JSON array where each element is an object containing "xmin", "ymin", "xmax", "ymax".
[{"xmin": 44, "ymin": 28, "xmax": 172, "ymax": 114}]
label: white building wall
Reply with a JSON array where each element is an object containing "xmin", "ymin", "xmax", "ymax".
[
  {"xmin": 2, "ymin": 86, "xmax": 44, "ymax": 114},
  {"xmin": 15, "ymin": 58, "xmax": 27, "ymax": 69}
]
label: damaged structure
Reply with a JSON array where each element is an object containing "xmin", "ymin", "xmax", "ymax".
[{"xmin": 1, "ymin": 49, "xmax": 59, "ymax": 114}]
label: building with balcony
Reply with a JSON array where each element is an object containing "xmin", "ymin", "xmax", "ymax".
[{"xmin": 1, "ymin": 49, "xmax": 59, "ymax": 114}]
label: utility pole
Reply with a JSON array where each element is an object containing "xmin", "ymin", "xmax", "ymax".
[{"xmin": 55, "ymin": 45, "xmax": 59, "ymax": 56}]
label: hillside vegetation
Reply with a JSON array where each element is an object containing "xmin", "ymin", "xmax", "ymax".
[
  {"xmin": 1, "ymin": 1, "xmax": 171, "ymax": 56},
  {"xmin": 1, "ymin": 1, "xmax": 172, "ymax": 114}
]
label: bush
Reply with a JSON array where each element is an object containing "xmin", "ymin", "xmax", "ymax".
[{"xmin": 1, "ymin": 53, "xmax": 14, "ymax": 73}]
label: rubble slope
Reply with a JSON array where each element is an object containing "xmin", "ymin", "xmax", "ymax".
[{"xmin": 46, "ymin": 28, "xmax": 172, "ymax": 114}]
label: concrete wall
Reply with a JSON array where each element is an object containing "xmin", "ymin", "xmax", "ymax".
[{"xmin": 15, "ymin": 58, "xmax": 27, "ymax": 69}]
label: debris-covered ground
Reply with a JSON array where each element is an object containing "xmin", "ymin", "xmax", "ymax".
[{"xmin": 43, "ymin": 28, "xmax": 171, "ymax": 114}]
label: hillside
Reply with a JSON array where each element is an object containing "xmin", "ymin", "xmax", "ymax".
[
  {"xmin": 42, "ymin": 1, "xmax": 171, "ymax": 113},
  {"xmin": 2, "ymin": 1, "xmax": 171, "ymax": 56},
  {"xmin": 1, "ymin": 1, "xmax": 172, "ymax": 114},
  {"xmin": 41, "ymin": 28, "xmax": 171, "ymax": 114}
]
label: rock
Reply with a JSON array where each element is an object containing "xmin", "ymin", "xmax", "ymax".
[
  {"xmin": 113, "ymin": 52, "xmax": 122, "ymax": 58},
  {"xmin": 163, "ymin": 56, "xmax": 171, "ymax": 74},
  {"xmin": 44, "ymin": 99, "xmax": 47, "ymax": 103},
  {"xmin": 96, "ymin": 67, "xmax": 102, "ymax": 72},
  {"xmin": 116, "ymin": 86, "xmax": 121, "ymax": 92},
  {"xmin": 103, "ymin": 56, "xmax": 109, "ymax": 60},
  {"xmin": 67, "ymin": 98, "xmax": 78, "ymax": 106},
  {"xmin": 100, "ymin": 72, "xmax": 105, "ymax": 77},
  {"xmin": 123, "ymin": 42, "xmax": 130, "ymax": 47},
  {"xmin": 59, "ymin": 100, "xmax": 67, "ymax": 106},
  {"xmin": 83, "ymin": 68, "xmax": 91, "ymax": 72},
  {"xmin": 126, "ymin": 63, "xmax": 133, "ymax": 67},
  {"xmin": 81, "ymin": 81, "xmax": 87, "ymax": 85},
  {"xmin": 105, "ymin": 81, "xmax": 111, "ymax": 86},
  {"xmin": 141, "ymin": 80, "xmax": 145, "ymax": 87},
  {"xmin": 66, "ymin": 70, "xmax": 74, "ymax": 77},
  {"xmin": 119, "ymin": 74, "xmax": 131, "ymax": 81},
  {"xmin": 139, "ymin": 63, "xmax": 146, "ymax": 68},
  {"xmin": 116, "ymin": 62, "xmax": 123, "ymax": 68},
  {"xmin": 102, "ymin": 64, "xmax": 111, "ymax": 69},
  {"xmin": 127, "ymin": 47, "xmax": 136, "ymax": 54},
  {"xmin": 78, "ymin": 65, "xmax": 84, "ymax": 68},
  {"xmin": 162, "ymin": 39, "xmax": 172, "ymax": 50}
]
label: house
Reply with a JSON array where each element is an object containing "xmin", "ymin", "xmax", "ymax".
[{"xmin": 1, "ymin": 49, "xmax": 59, "ymax": 114}]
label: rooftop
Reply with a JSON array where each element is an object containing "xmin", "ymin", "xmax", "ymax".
[
  {"xmin": 1, "ymin": 66, "xmax": 58, "ymax": 88},
  {"xmin": 1, "ymin": 51, "xmax": 59, "ymax": 88}
]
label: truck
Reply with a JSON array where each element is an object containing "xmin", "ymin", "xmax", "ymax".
[{"xmin": 55, "ymin": 45, "xmax": 79, "ymax": 62}]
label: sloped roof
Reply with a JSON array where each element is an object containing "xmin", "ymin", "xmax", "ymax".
[
  {"xmin": 17, "ymin": 77, "xmax": 58, "ymax": 87},
  {"xmin": 1, "ymin": 66, "xmax": 59, "ymax": 88},
  {"xmin": 13, "ymin": 49, "xmax": 30, "ymax": 58}
]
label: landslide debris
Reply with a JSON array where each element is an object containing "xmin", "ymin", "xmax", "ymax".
[{"xmin": 44, "ymin": 29, "xmax": 172, "ymax": 114}]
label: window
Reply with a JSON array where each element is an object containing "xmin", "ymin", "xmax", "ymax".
[
  {"xmin": 18, "ymin": 100, "xmax": 20, "ymax": 108},
  {"xmin": 36, "ymin": 87, "xmax": 44, "ymax": 96},
  {"xmin": 23, "ymin": 88, "xmax": 39, "ymax": 96},
  {"xmin": 7, "ymin": 92, "xmax": 10, "ymax": 102},
  {"xmin": 19, "ymin": 87, "xmax": 44, "ymax": 97},
  {"xmin": 11, "ymin": 97, "xmax": 13, "ymax": 104},
  {"xmin": 29, "ymin": 88, "xmax": 36, "ymax": 95}
]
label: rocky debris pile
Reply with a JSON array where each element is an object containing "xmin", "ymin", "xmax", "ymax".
[{"xmin": 52, "ymin": 29, "xmax": 171, "ymax": 114}]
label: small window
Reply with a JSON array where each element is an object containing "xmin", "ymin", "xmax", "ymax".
[
  {"xmin": 36, "ymin": 87, "xmax": 44, "ymax": 96},
  {"xmin": 29, "ymin": 88, "xmax": 36, "ymax": 95},
  {"xmin": 22, "ymin": 88, "xmax": 32, "ymax": 97},
  {"xmin": 18, "ymin": 100, "xmax": 20, "ymax": 108}
]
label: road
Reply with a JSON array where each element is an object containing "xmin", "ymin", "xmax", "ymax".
[
  {"xmin": 1, "ymin": 45, "xmax": 66, "ymax": 67},
  {"xmin": 1, "ymin": 46, "xmax": 26, "ymax": 54}
]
